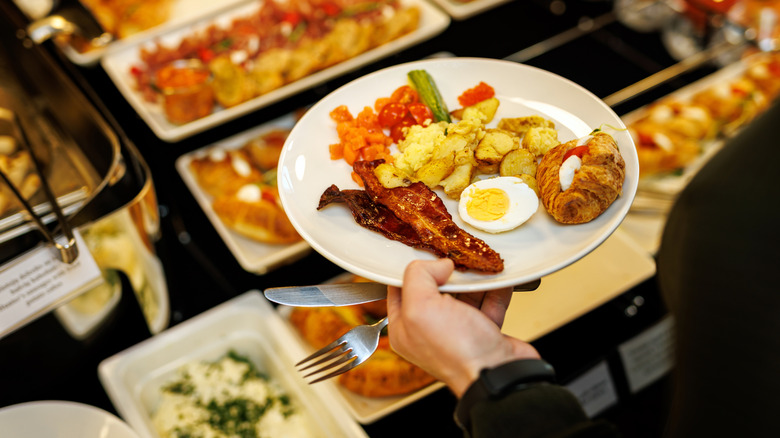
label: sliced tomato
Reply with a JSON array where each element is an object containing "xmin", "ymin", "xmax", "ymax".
[
  {"xmin": 768, "ymin": 59, "xmax": 780, "ymax": 77},
  {"xmin": 282, "ymin": 11, "xmax": 302, "ymax": 26},
  {"xmin": 321, "ymin": 1, "xmax": 341, "ymax": 16},
  {"xmin": 407, "ymin": 102, "xmax": 433, "ymax": 125},
  {"xmin": 378, "ymin": 102, "xmax": 408, "ymax": 128},
  {"xmin": 390, "ymin": 85, "xmax": 419, "ymax": 105},
  {"xmin": 197, "ymin": 47, "xmax": 215, "ymax": 63},
  {"xmin": 562, "ymin": 145, "xmax": 589, "ymax": 162},
  {"xmin": 261, "ymin": 188, "xmax": 278, "ymax": 205},
  {"xmin": 390, "ymin": 116, "xmax": 416, "ymax": 143},
  {"xmin": 129, "ymin": 65, "xmax": 144, "ymax": 77}
]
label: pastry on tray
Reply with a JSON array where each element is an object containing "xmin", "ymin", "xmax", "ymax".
[
  {"xmin": 189, "ymin": 147, "xmax": 264, "ymax": 199},
  {"xmin": 211, "ymin": 185, "xmax": 301, "ymax": 244},
  {"xmin": 626, "ymin": 52, "xmax": 780, "ymax": 179},
  {"xmin": 289, "ymin": 302, "xmax": 437, "ymax": 398},
  {"xmin": 690, "ymin": 76, "xmax": 770, "ymax": 136},
  {"xmin": 536, "ymin": 132, "xmax": 625, "ymax": 224},
  {"xmin": 628, "ymin": 99, "xmax": 714, "ymax": 177},
  {"xmin": 189, "ymin": 130, "xmax": 301, "ymax": 245}
]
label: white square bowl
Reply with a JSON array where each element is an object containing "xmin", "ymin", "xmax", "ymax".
[{"xmin": 98, "ymin": 291, "xmax": 367, "ymax": 438}]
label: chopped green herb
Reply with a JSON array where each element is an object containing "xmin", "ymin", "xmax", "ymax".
[
  {"xmin": 164, "ymin": 380, "xmax": 195, "ymax": 396},
  {"xmin": 288, "ymin": 22, "xmax": 308, "ymax": 43},
  {"xmin": 340, "ymin": 1, "xmax": 381, "ymax": 17}
]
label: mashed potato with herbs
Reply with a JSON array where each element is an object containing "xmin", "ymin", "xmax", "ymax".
[{"xmin": 152, "ymin": 351, "xmax": 320, "ymax": 438}]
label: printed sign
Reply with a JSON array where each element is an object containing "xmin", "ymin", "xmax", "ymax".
[
  {"xmin": 566, "ymin": 361, "xmax": 619, "ymax": 418},
  {"xmin": 618, "ymin": 315, "xmax": 675, "ymax": 393},
  {"xmin": 0, "ymin": 230, "xmax": 102, "ymax": 338}
]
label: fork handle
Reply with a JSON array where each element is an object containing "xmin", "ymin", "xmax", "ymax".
[{"xmin": 374, "ymin": 317, "xmax": 389, "ymax": 330}]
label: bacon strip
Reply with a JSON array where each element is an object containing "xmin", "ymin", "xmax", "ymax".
[
  {"xmin": 318, "ymin": 184, "xmax": 443, "ymax": 256},
  {"xmin": 354, "ymin": 160, "xmax": 504, "ymax": 273}
]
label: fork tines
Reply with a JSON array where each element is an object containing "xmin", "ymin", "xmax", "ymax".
[{"xmin": 296, "ymin": 340, "xmax": 360, "ymax": 384}]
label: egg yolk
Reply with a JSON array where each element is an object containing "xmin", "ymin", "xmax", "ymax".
[{"xmin": 466, "ymin": 188, "xmax": 510, "ymax": 221}]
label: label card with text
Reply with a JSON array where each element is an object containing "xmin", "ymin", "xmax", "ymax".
[
  {"xmin": 0, "ymin": 230, "xmax": 102, "ymax": 338},
  {"xmin": 566, "ymin": 361, "xmax": 619, "ymax": 418},
  {"xmin": 618, "ymin": 315, "xmax": 675, "ymax": 393}
]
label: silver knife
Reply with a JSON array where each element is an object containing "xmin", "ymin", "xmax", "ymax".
[{"xmin": 263, "ymin": 279, "xmax": 541, "ymax": 307}]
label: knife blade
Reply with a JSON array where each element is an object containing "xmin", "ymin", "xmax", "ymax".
[
  {"xmin": 263, "ymin": 278, "xmax": 541, "ymax": 307},
  {"xmin": 264, "ymin": 282, "xmax": 389, "ymax": 307}
]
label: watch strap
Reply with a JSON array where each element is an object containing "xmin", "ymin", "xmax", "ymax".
[{"xmin": 454, "ymin": 359, "xmax": 556, "ymax": 433}]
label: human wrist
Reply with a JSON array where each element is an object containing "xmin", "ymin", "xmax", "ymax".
[
  {"xmin": 449, "ymin": 343, "xmax": 542, "ymax": 398},
  {"xmin": 454, "ymin": 359, "xmax": 557, "ymax": 433}
]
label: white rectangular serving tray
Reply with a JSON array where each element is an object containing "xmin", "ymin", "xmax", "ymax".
[
  {"xmin": 98, "ymin": 291, "xmax": 368, "ymax": 438},
  {"xmin": 175, "ymin": 112, "xmax": 311, "ymax": 275},
  {"xmin": 101, "ymin": 0, "xmax": 450, "ymax": 142}
]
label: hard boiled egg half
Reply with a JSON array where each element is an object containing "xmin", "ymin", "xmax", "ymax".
[{"xmin": 458, "ymin": 176, "xmax": 538, "ymax": 233}]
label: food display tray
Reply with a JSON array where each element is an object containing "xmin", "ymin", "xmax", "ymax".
[{"xmin": 101, "ymin": 0, "xmax": 450, "ymax": 141}]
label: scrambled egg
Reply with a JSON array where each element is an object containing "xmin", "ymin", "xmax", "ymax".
[{"xmin": 393, "ymin": 121, "xmax": 448, "ymax": 175}]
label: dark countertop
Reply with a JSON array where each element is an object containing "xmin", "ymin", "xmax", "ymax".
[{"xmin": 0, "ymin": 0, "xmax": 713, "ymax": 436}]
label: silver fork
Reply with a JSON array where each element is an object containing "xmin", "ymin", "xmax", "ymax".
[{"xmin": 296, "ymin": 317, "xmax": 389, "ymax": 383}]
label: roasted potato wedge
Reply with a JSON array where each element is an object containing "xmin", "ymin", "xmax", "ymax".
[
  {"xmin": 476, "ymin": 162, "xmax": 500, "ymax": 174},
  {"xmin": 475, "ymin": 129, "xmax": 520, "ymax": 165},
  {"xmin": 210, "ymin": 56, "xmax": 254, "ymax": 108},
  {"xmin": 416, "ymin": 158, "xmax": 455, "ymax": 188},
  {"xmin": 432, "ymin": 132, "xmax": 469, "ymax": 161},
  {"xmin": 522, "ymin": 127, "xmax": 559, "ymax": 157},
  {"xmin": 451, "ymin": 97, "xmax": 500, "ymax": 123},
  {"xmin": 441, "ymin": 163, "xmax": 476, "ymax": 199},
  {"xmin": 497, "ymin": 116, "xmax": 555, "ymax": 136},
  {"xmin": 515, "ymin": 174, "xmax": 539, "ymax": 197},
  {"xmin": 499, "ymin": 148, "xmax": 537, "ymax": 177},
  {"xmin": 374, "ymin": 163, "xmax": 412, "ymax": 188}
]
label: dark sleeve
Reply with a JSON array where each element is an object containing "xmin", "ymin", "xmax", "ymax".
[
  {"xmin": 657, "ymin": 100, "xmax": 780, "ymax": 437},
  {"xmin": 464, "ymin": 384, "xmax": 619, "ymax": 438}
]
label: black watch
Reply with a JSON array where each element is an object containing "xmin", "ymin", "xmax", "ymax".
[{"xmin": 454, "ymin": 359, "xmax": 557, "ymax": 432}]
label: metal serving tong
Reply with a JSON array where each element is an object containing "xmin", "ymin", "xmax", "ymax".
[
  {"xmin": 0, "ymin": 107, "xmax": 78, "ymax": 263},
  {"xmin": 25, "ymin": 0, "xmax": 113, "ymax": 48}
]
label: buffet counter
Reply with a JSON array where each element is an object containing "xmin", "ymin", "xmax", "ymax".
[{"xmin": 1, "ymin": 0, "xmax": 775, "ymax": 436}]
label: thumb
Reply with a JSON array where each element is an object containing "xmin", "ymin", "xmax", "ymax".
[{"xmin": 402, "ymin": 259, "xmax": 454, "ymax": 301}]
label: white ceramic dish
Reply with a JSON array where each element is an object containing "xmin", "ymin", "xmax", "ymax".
[
  {"xmin": 0, "ymin": 400, "xmax": 140, "ymax": 438},
  {"xmin": 277, "ymin": 57, "xmax": 639, "ymax": 293},
  {"xmin": 98, "ymin": 291, "xmax": 368, "ymax": 438},
  {"xmin": 101, "ymin": 0, "xmax": 450, "ymax": 142},
  {"xmin": 276, "ymin": 304, "xmax": 445, "ymax": 424},
  {"xmin": 176, "ymin": 113, "xmax": 311, "ymax": 274},
  {"xmin": 428, "ymin": 0, "xmax": 512, "ymax": 20}
]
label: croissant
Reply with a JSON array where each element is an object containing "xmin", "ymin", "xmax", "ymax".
[{"xmin": 536, "ymin": 132, "xmax": 625, "ymax": 224}]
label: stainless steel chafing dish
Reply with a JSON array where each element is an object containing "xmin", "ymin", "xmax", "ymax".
[{"xmin": 0, "ymin": 3, "xmax": 168, "ymax": 340}]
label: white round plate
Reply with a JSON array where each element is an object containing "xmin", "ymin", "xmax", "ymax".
[
  {"xmin": 0, "ymin": 400, "xmax": 141, "ymax": 438},
  {"xmin": 278, "ymin": 57, "xmax": 638, "ymax": 292}
]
